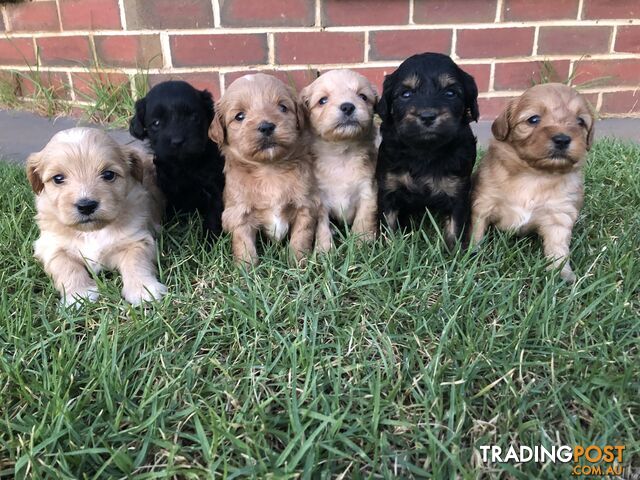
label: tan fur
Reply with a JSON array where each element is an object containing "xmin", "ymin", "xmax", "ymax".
[
  {"xmin": 28, "ymin": 128, "xmax": 166, "ymax": 306},
  {"xmin": 386, "ymin": 172, "xmax": 460, "ymax": 197},
  {"xmin": 210, "ymin": 73, "xmax": 318, "ymax": 265},
  {"xmin": 299, "ymin": 69, "xmax": 378, "ymax": 251},
  {"xmin": 471, "ymin": 83, "xmax": 594, "ymax": 282}
]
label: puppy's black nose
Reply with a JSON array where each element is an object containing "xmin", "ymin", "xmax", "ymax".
[
  {"xmin": 258, "ymin": 121, "xmax": 276, "ymax": 136},
  {"xmin": 170, "ymin": 136, "xmax": 185, "ymax": 147},
  {"xmin": 419, "ymin": 111, "xmax": 437, "ymax": 126},
  {"xmin": 552, "ymin": 134, "xmax": 572, "ymax": 150},
  {"xmin": 340, "ymin": 102, "xmax": 356, "ymax": 116},
  {"xmin": 76, "ymin": 198, "xmax": 99, "ymax": 216}
]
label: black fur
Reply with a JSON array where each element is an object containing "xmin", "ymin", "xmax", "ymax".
[
  {"xmin": 130, "ymin": 80, "xmax": 224, "ymax": 237},
  {"xmin": 375, "ymin": 52, "xmax": 479, "ymax": 249}
]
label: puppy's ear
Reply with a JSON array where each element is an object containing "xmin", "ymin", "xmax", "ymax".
[
  {"xmin": 460, "ymin": 69, "xmax": 479, "ymax": 123},
  {"xmin": 129, "ymin": 97, "xmax": 147, "ymax": 140},
  {"xmin": 586, "ymin": 120, "xmax": 595, "ymax": 151},
  {"xmin": 26, "ymin": 152, "xmax": 44, "ymax": 194},
  {"xmin": 209, "ymin": 107, "xmax": 226, "ymax": 145},
  {"xmin": 371, "ymin": 84, "xmax": 380, "ymax": 108},
  {"xmin": 201, "ymin": 89, "xmax": 215, "ymax": 124},
  {"xmin": 295, "ymin": 100, "xmax": 306, "ymax": 131},
  {"xmin": 492, "ymin": 99, "xmax": 515, "ymax": 141},
  {"xmin": 375, "ymin": 73, "xmax": 395, "ymax": 123},
  {"xmin": 122, "ymin": 147, "xmax": 145, "ymax": 183}
]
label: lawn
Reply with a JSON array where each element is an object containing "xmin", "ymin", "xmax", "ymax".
[{"xmin": 0, "ymin": 139, "xmax": 638, "ymax": 479}]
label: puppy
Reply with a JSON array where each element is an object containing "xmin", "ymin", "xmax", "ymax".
[
  {"xmin": 209, "ymin": 73, "xmax": 317, "ymax": 265},
  {"xmin": 129, "ymin": 80, "xmax": 225, "ymax": 237},
  {"xmin": 471, "ymin": 83, "xmax": 594, "ymax": 282},
  {"xmin": 376, "ymin": 52, "xmax": 479, "ymax": 250},
  {"xmin": 27, "ymin": 128, "xmax": 167, "ymax": 306},
  {"xmin": 300, "ymin": 69, "xmax": 378, "ymax": 251}
]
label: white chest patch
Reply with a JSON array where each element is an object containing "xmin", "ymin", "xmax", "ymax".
[
  {"xmin": 265, "ymin": 213, "xmax": 289, "ymax": 241},
  {"xmin": 75, "ymin": 230, "xmax": 114, "ymax": 272}
]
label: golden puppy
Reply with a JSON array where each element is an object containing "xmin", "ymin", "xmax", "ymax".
[
  {"xmin": 209, "ymin": 73, "xmax": 317, "ymax": 265},
  {"xmin": 300, "ymin": 69, "xmax": 378, "ymax": 251},
  {"xmin": 27, "ymin": 127, "xmax": 167, "ymax": 306},
  {"xmin": 471, "ymin": 83, "xmax": 595, "ymax": 282}
]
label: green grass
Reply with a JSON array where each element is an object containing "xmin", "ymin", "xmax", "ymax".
[{"xmin": 0, "ymin": 139, "xmax": 639, "ymax": 479}]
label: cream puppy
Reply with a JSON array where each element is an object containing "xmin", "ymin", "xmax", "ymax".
[
  {"xmin": 471, "ymin": 83, "xmax": 594, "ymax": 282},
  {"xmin": 27, "ymin": 127, "xmax": 167, "ymax": 306},
  {"xmin": 300, "ymin": 69, "xmax": 378, "ymax": 251},
  {"xmin": 209, "ymin": 73, "xmax": 318, "ymax": 265}
]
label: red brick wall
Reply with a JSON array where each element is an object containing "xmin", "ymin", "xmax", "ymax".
[{"xmin": 0, "ymin": 0, "xmax": 638, "ymax": 119}]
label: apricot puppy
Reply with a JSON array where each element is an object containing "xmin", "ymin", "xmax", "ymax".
[
  {"xmin": 300, "ymin": 69, "xmax": 378, "ymax": 251},
  {"xmin": 471, "ymin": 83, "xmax": 594, "ymax": 282},
  {"xmin": 27, "ymin": 128, "xmax": 167, "ymax": 306},
  {"xmin": 209, "ymin": 73, "xmax": 317, "ymax": 265}
]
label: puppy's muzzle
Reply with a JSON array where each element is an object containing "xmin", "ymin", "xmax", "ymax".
[
  {"xmin": 340, "ymin": 102, "xmax": 356, "ymax": 117},
  {"xmin": 551, "ymin": 133, "xmax": 572, "ymax": 151},
  {"xmin": 76, "ymin": 198, "xmax": 99, "ymax": 216},
  {"xmin": 258, "ymin": 121, "xmax": 276, "ymax": 137},
  {"xmin": 418, "ymin": 110, "xmax": 438, "ymax": 127}
]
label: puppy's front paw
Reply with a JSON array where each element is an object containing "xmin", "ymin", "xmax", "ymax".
[
  {"xmin": 62, "ymin": 288, "xmax": 100, "ymax": 308},
  {"xmin": 315, "ymin": 235, "xmax": 333, "ymax": 253},
  {"xmin": 560, "ymin": 267, "xmax": 576, "ymax": 283},
  {"xmin": 123, "ymin": 280, "xmax": 167, "ymax": 305}
]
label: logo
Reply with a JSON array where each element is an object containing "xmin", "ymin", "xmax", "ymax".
[{"xmin": 478, "ymin": 444, "xmax": 625, "ymax": 476}]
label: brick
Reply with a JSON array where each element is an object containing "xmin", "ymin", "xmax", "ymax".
[
  {"xmin": 503, "ymin": 0, "xmax": 579, "ymax": 20},
  {"xmin": 414, "ymin": 0, "xmax": 497, "ymax": 24},
  {"xmin": 221, "ymin": 0, "xmax": 314, "ymax": 27},
  {"xmin": 59, "ymin": 0, "xmax": 122, "ymax": 30},
  {"xmin": 583, "ymin": 0, "xmax": 640, "ymax": 19},
  {"xmin": 601, "ymin": 90, "xmax": 640, "ymax": 115},
  {"xmin": 457, "ymin": 28, "xmax": 534, "ymax": 59},
  {"xmin": 538, "ymin": 26, "xmax": 612, "ymax": 55},
  {"xmin": 478, "ymin": 97, "xmax": 517, "ymax": 121},
  {"xmin": 275, "ymin": 32, "xmax": 364, "ymax": 64},
  {"xmin": 148, "ymin": 72, "xmax": 221, "ymax": 100},
  {"xmin": 36, "ymin": 36, "xmax": 92, "ymax": 67},
  {"xmin": 170, "ymin": 34, "xmax": 267, "ymax": 67},
  {"xmin": 615, "ymin": 26, "xmax": 640, "ymax": 54},
  {"xmin": 460, "ymin": 63, "xmax": 491, "ymax": 93},
  {"xmin": 6, "ymin": 1, "xmax": 59, "ymax": 32},
  {"xmin": 348, "ymin": 67, "xmax": 395, "ymax": 96},
  {"xmin": 493, "ymin": 60, "xmax": 571, "ymax": 91},
  {"xmin": 369, "ymin": 29, "xmax": 452, "ymax": 61},
  {"xmin": 323, "ymin": 0, "xmax": 409, "ymax": 26},
  {"xmin": 0, "ymin": 38, "xmax": 36, "ymax": 65},
  {"xmin": 123, "ymin": 0, "xmax": 214, "ymax": 29},
  {"xmin": 19, "ymin": 70, "xmax": 71, "ymax": 100},
  {"xmin": 71, "ymin": 71, "xmax": 130, "ymax": 100},
  {"xmin": 224, "ymin": 69, "xmax": 317, "ymax": 94},
  {"xmin": 95, "ymin": 35, "xmax": 162, "ymax": 69},
  {"xmin": 572, "ymin": 59, "xmax": 640, "ymax": 88}
]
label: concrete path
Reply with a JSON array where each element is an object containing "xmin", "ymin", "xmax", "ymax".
[{"xmin": 0, "ymin": 108, "xmax": 638, "ymax": 164}]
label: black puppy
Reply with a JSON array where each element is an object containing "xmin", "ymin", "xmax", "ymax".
[
  {"xmin": 130, "ymin": 80, "xmax": 225, "ymax": 237},
  {"xmin": 376, "ymin": 52, "xmax": 479, "ymax": 249}
]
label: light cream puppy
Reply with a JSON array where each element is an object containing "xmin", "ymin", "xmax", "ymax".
[
  {"xmin": 471, "ymin": 83, "xmax": 594, "ymax": 282},
  {"xmin": 27, "ymin": 127, "xmax": 167, "ymax": 306},
  {"xmin": 300, "ymin": 69, "xmax": 378, "ymax": 251}
]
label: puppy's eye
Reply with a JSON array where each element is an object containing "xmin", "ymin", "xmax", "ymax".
[
  {"xmin": 151, "ymin": 120, "xmax": 161, "ymax": 128},
  {"xmin": 527, "ymin": 115, "xmax": 541, "ymax": 125},
  {"xmin": 318, "ymin": 97, "xmax": 328, "ymax": 105},
  {"xmin": 401, "ymin": 90, "xmax": 413, "ymax": 99},
  {"xmin": 235, "ymin": 112, "xmax": 245, "ymax": 122},
  {"xmin": 279, "ymin": 103, "xmax": 288, "ymax": 113},
  {"xmin": 444, "ymin": 89, "xmax": 457, "ymax": 98},
  {"xmin": 101, "ymin": 170, "xmax": 116, "ymax": 182},
  {"xmin": 577, "ymin": 117, "xmax": 587, "ymax": 128},
  {"xmin": 52, "ymin": 174, "xmax": 65, "ymax": 185},
  {"xmin": 359, "ymin": 93, "xmax": 368, "ymax": 102}
]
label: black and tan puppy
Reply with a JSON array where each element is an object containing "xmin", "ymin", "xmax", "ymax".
[
  {"xmin": 130, "ymin": 80, "xmax": 225, "ymax": 237},
  {"xmin": 376, "ymin": 52, "xmax": 479, "ymax": 249}
]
